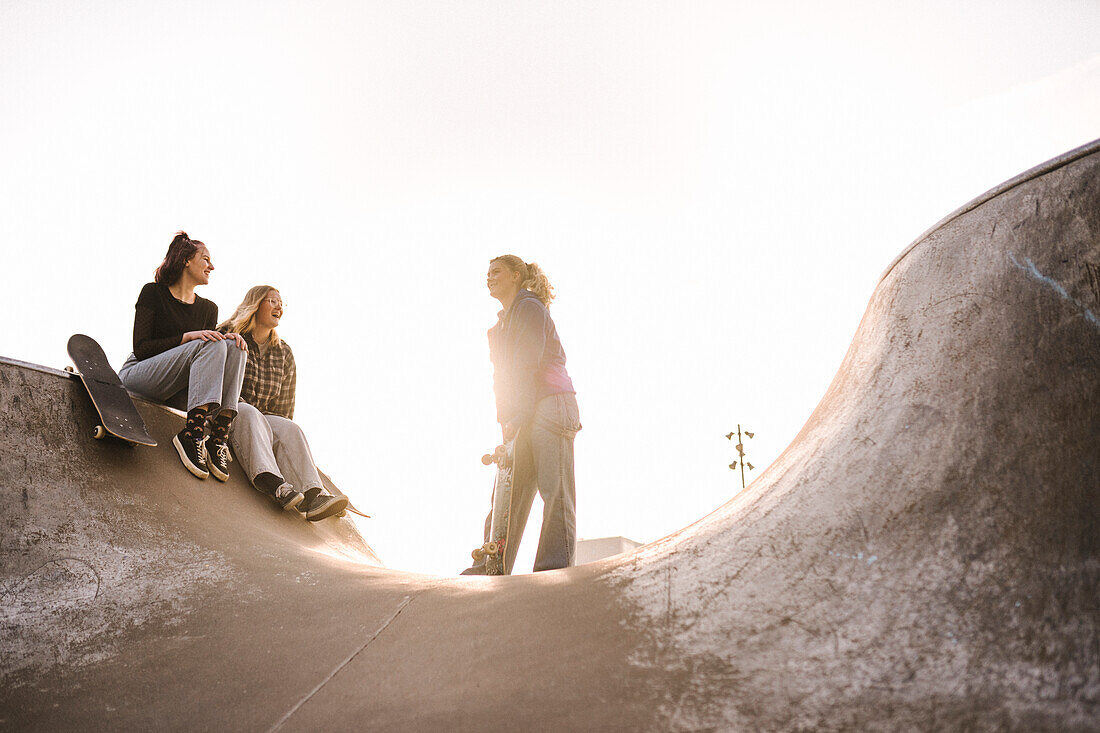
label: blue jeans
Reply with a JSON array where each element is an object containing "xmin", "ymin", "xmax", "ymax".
[
  {"xmin": 119, "ymin": 339, "xmax": 246, "ymax": 414},
  {"xmin": 483, "ymin": 392, "xmax": 582, "ymax": 572}
]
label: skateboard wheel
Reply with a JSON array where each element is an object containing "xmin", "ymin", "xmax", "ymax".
[
  {"xmin": 92, "ymin": 425, "xmax": 107, "ymax": 440},
  {"xmin": 481, "ymin": 454, "xmax": 494, "ymax": 465},
  {"xmin": 64, "ymin": 366, "xmax": 75, "ymax": 373},
  {"xmin": 485, "ymin": 541, "xmax": 499, "ymax": 556},
  {"xmin": 337, "ymin": 510, "xmax": 346, "ymax": 518}
]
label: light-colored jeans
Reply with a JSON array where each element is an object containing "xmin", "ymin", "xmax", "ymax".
[
  {"xmin": 119, "ymin": 339, "xmax": 246, "ymax": 414},
  {"xmin": 230, "ymin": 402, "xmax": 323, "ymax": 493},
  {"xmin": 484, "ymin": 392, "xmax": 582, "ymax": 572}
]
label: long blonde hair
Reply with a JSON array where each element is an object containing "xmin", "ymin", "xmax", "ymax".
[
  {"xmin": 218, "ymin": 285, "xmax": 282, "ymax": 345},
  {"xmin": 491, "ymin": 255, "xmax": 555, "ymax": 306}
]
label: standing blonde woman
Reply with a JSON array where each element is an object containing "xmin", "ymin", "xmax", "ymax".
[
  {"xmin": 120, "ymin": 231, "xmax": 247, "ymax": 482},
  {"xmin": 461, "ymin": 255, "xmax": 581, "ymax": 574},
  {"xmin": 218, "ymin": 286, "xmax": 348, "ymax": 521}
]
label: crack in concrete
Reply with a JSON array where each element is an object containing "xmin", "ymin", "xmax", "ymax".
[
  {"xmin": 0, "ymin": 556, "xmax": 102, "ymax": 603},
  {"xmin": 268, "ymin": 594, "xmax": 414, "ymax": 732}
]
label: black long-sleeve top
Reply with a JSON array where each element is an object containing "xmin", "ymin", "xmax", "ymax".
[{"xmin": 132, "ymin": 282, "xmax": 218, "ymax": 361}]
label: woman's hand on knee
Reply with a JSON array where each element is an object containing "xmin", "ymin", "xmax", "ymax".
[
  {"xmin": 226, "ymin": 332, "xmax": 248, "ymax": 351},
  {"xmin": 182, "ymin": 330, "xmax": 227, "ymax": 344}
]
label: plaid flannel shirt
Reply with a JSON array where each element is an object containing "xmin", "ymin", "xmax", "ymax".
[{"xmin": 240, "ymin": 333, "xmax": 297, "ymax": 420}]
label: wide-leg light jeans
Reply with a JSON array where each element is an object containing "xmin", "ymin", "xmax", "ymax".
[
  {"xmin": 119, "ymin": 339, "xmax": 246, "ymax": 414},
  {"xmin": 230, "ymin": 402, "xmax": 324, "ymax": 493},
  {"xmin": 482, "ymin": 392, "xmax": 582, "ymax": 572}
]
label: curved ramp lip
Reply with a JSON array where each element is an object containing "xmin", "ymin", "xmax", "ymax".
[
  {"xmin": 1, "ymin": 353, "xmax": 188, "ymax": 416},
  {"xmin": 879, "ymin": 135, "xmax": 1100, "ymax": 284},
  {"xmin": 0, "ymin": 354, "xmax": 74, "ymax": 379}
]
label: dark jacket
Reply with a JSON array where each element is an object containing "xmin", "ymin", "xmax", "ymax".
[{"xmin": 489, "ymin": 289, "xmax": 575, "ymax": 427}]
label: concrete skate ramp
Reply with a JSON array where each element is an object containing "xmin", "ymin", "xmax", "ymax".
[{"xmin": 3, "ymin": 139, "xmax": 1099, "ymax": 731}]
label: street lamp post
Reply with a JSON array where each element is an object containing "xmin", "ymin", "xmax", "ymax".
[{"xmin": 725, "ymin": 424, "xmax": 755, "ymax": 490}]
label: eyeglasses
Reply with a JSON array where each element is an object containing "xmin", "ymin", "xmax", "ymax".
[{"xmin": 265, "ymin": 297, "xmax": 285, "ymax": 309}]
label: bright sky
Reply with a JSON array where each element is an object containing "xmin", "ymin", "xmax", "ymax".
[{"xmin": 2, "ymin": 1, "xmax": 1098, "ymax": 575}]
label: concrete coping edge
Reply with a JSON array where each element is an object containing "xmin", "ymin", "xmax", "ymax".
[
  {"xmin": 0, "ymin": 354, "xmax": 186, "ymax": 417},
  {"xmin": 878, "ymin": 136, "xmax": 1100, "ymax": 284}
]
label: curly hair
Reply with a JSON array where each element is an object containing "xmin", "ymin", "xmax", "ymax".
[
  {"xmin": 218, "ymin": 285, "xmax": 282, "ymax": 346},
  {"xmin": 490, "ymin": 255, "xmax": 555, "ymax": 306},
  {"xmin": 154, "ymin": 231, "xmax": 206, "ymax": 285}
]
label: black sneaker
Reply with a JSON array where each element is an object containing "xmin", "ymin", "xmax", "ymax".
[
  {"xmin": 301, "ymin": 493, "xmax": 348, "ymax": 522},
  {"xmin": 173, "ymin": 430, "xmax": 209, "ymax": 479},
  {"xmin": 274, "ymin": 483, "xmax": 304, "ymax": 511},
  {"xmin": 206, "ymin": 438, "xmax": 232, "ymax": 482},
  {"xmin": 297, "ymin": 486, "xmax": 324, "ymax": 509}
]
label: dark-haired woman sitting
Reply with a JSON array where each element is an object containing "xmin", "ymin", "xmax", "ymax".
[{"xmin": 119, "ymin": 232, "xmax": 247, "ymax": 482}]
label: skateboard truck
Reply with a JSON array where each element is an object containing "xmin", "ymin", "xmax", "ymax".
[
  {"xmin": 481, "ymin": 445, "xmax": 507, "ymax": 466},
  {"xmin": 471, "ymin": 540, "xmax": 503, "ymax": 562},
  {"xmin": 65, "ymin": 365, "xmax": 111, "ymax": 440}
]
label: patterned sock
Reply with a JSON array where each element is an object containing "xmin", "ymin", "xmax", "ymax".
[
  {"xmin": 209, "ymin": 412, "xmax": 234, "ymax": 442},
  {"xmin": 184, "ymin": 405, "xmax": 212, "ymax": 439}
]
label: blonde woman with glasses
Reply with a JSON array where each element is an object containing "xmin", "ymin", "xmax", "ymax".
[{"xmin": 217, "ymin": 286, "xmax": 348, "ymax": 521}]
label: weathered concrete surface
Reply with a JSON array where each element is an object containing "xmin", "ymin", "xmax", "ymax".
[
  {"xmin": 2, "ymin": 138, "xmax": 1099, "ymax": 731},
  {"xmin": 612, "ymin": 139, "xmax": 1100, "ymax": 731},
  {"xmin": 0, "ymin": 363, "xmax": 659, "ymax": 732}
]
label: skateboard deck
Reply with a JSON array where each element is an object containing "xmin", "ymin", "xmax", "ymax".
[
  {"xmin": 472, "ymin": 430, "xmax": 532, "ymax": 575},
  {"xmin": 317, "ymin": 467, "xmax": 371, "ymax": 518},
  {"xmin": 66, "ymin": 334, "xmax": 157, "ymax": 447}
]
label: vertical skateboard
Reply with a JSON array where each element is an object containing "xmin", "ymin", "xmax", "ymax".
[
  {"xmin": 66, "ymin": 334, "xmax": 157, "ymax": 447},
  {"xmin": 471, "ymin": 429, "xmax": 531, "ymax": 575}
]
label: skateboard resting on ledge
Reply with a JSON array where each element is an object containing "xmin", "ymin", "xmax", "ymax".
[{"xmin": 66, "ymin": 334, "xmax": 157, "ymax": 448}]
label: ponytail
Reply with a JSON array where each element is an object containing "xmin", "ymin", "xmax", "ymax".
[
  {"xmin": 522, "ymin": 262, "xmax": 555, "ymax": 306},
  {"xmin": 154, "ymin": 231, "xmax": 205, "ymax": 285}
]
